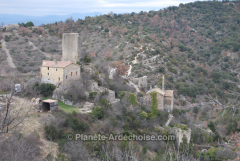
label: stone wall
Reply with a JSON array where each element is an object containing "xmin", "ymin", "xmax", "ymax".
[
  {"xmin": 132, "ymin": 76, "xmax": 148, "ymax": 91},
  {"xmin": 62, "ymin": 33, "xmax": 81, "ymax": 63},
  {"xmin": 40, "ymin": 66, "xmax": 64, "ymax": 85},
  {"xmin": 169, "ymin": 127, "xmax": 191, "ymax": 146},
  {"xmin": 63, "ymin": 64, "xmax": 81, "ymax": 87},
  {"xmin": 146, "ymin": 93, "xmax": 164, "ymax": 110},
  {"xmin": 164, "ymin": 96, "xmax": 173, "ymax": 111},
  {"xmin": 138, "ymin": 76, "xmax": 147, "ymax": 91}
]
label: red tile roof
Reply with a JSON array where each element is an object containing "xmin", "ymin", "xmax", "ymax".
[{"xmin": 42, "ymin": 60, "xmax": 72, "ymax": 68}]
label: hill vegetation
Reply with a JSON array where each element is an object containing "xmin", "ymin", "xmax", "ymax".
[{"xmin": 1, "ymin": 1, "xmax": 240, "ymax": 160}]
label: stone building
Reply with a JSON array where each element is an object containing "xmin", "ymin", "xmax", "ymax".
[
  {"xmin": 132, "ymin": 76, "xmax": 148, "ymax": 91},
  {"xmin": 62, "ymin": 33, "xmax": 81, "ymax": 63},
  {"xmin": 40, "ymin": 60, "xmax": 80, "ymax": 87},
  {"xmin": 145, "ymin": 76, "xmax": 173, "ymax": 111}
]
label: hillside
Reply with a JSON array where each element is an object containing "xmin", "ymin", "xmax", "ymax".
[{"xmin": 1, "ymin": 1, "xmax": 240, "ymax": 160}]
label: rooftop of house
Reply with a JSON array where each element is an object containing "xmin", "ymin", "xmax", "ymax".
[{"xmin": 41, "ymin": 60, "xmax": 77, "ymax": 68}]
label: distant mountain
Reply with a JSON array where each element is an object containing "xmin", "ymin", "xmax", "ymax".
[{"xmin": 0, "ymin": 12, "xmax": 103, "ymax": 26}]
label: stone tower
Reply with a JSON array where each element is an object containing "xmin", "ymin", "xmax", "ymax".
[{"xmin": 62, "ymin": 33, "xmax": 81, "ymax": 63}]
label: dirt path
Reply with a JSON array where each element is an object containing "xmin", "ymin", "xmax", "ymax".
[
  {"xmin": 1, "ymin": 40, "xmax": 16, "ymax": 68},
  {"xmin": 26, "ymin": 37, "xmax": 51, "ymax": 58}
]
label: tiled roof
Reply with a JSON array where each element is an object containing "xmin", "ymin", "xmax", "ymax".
[
  {"xmin": 165, "ymin": 90, "xmax": 173, "ymax": 97},
  {"xmin": 146, "ymin": 88, "xmax": 165, "ymax": 95},
  {"xmin": 42, "ymin": 60, "xmax": 72, "ymax": 68}
]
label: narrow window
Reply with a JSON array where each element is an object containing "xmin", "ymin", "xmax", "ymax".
[
  {"xmin": 66, "ymin": 76, "xmax": 67, "ymax": 79},
  {"xmin": 47, "ymin": 72, "xmax": 49, "ymax": 76},
  {"xmin": 76, "ymin": 71, "xmax": 77, "ymax": 75},
  {"xmin": 56, "ymin": 68, "xmax": 57, "ymax": 71},
  {"xmin": 48, "ymin": 67, "xmax": 49, "ymax": 70},
  {"xmin": 71, "ymin": 72, "xmax": 73, "ymax": 76},
  {"xmin": 58, "ymin": 77, "xmax": 60, "ymax": 81}
]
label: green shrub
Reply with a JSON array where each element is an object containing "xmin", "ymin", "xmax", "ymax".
[
  {"xmin": 91, "ymin": 106, "xmax": 104, "ymax": 119},
  {"xmin": 158, "ymin": 66, "xmax": 165, "ymax": 73},
  {"xmin": 142, "ymin": 145, "xmax": 147, "ymax": 154},
  {"xmin": 119, "ymin": 54, "xmax": 123, "ymax": 60},
  {"xmin": 89, "ymin": 91, "xmax": 97, "ymax": 98},
  {"xmin": 29, "ymin": 62, "xmax": 34, "ymax": 66},
  {"xmin": 39, "ymin": 83, "xmax": 56, "ymax": 97},
  {"xmin": 193, "ymin": 106, "xmax": 199, "ymax": 114},
  {"xmin": 139, "ymin": 111, "xmax": 148, "ymax": 119},
  {"xmin": 44, "ymin": 124, "xmax": 61, "ymax": 141},
  {"xmin": 26, "ymin": 21, "xmax": 34, "ymax": 27},
  {"xmin": 128, "ymin": 93, "xmax": 139, "ymax": 106}
]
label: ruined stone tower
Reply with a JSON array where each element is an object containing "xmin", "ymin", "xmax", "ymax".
[{"xmin": 62, "ymin": 33, "xmax": 81, "ymax": 63}]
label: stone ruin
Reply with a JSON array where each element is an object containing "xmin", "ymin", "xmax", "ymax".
[
  {"xmin": 194, "ymin": 124, "xmax": 212, "ymax": 136},
  {"xmin": 168, "ymin": 126, "xmax": 191, "ymax": 146},
  {"xmin": 131, "ymin": 76, "xmax": 148, "ymax": 91},
  {"xmin": 90, "ymin": 80, "xmax": 116, "ymax": 103},
  {"xmin": 62, "ymin": 33, "xmax": 81, "ymax": 63}
]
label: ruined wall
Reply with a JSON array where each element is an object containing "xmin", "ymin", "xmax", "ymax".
[
  {"xmin": 138, "ymin": 76, "xmax": 147, "ymax": 91},
  {"xmin": 40, "ymin": 66, "xmax": 63, "ymax": 85},
  {"xmin": 157, "ymin": 93, "xmax": 164, "ymax": 110},
  {"xmin": 63, "ymin": 64, "xmax": 81, "ymax": 87},
  {"xmin": 169, "ymin": 127, "xmax": 191, "ymax": 146},
  {"xmin": 62, "ymin": 33, "xmax": 81, "ymax": 63},
  {"xmin": 146, "ymin": 93, "xmax": 164, "ymax": 110},
  {"xmin": 132, "ymin": 76, "xmax": 148, "ymax": 91},
  {"xmin": 164, "ymin": 96, "xmax": 173, "ymax": 111}
]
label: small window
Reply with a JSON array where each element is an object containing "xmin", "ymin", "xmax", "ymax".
[
  {"xmin": 56, "ymin": 68, "xmax": 57, "ymax": 71},
  {"xmin": 71, "ymin": 72, "xmax": 73, "ymax": 76},
  {"xmin": 76, "ymin": 71, "xmax": 77, "ymax": 75},
  {"xmin": 47, "ymin": 72, "xmax": 49, "ymax": 76},
  {"xmin": 66, "ymin": 76, "xmax": 67, "ymax": 79},
  {"xmin": 48, "ymin": 67, "xmax": 49, "ymax": 70},
  {"xmin": 58, "ymin": 77, "xmax": 60, "ymax": 81}
]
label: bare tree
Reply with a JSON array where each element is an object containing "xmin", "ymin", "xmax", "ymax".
[
  {"xmin": 0, "ymin": 132, "xmax": 42, "ymax": 161},
  {"xmin": 0, "ymin": 72, "xmax": 31, "ymax": 134},
  {"xmin": 65, "ymin": 17, "xmax": 75, "ymax": 32},
  {"xmin": 108, "ymin": 11, "xmax": 114, "ymax": 17},
  {"xmin": 64, "ymin": 79, "xmax": 87, "ymax": 103}
]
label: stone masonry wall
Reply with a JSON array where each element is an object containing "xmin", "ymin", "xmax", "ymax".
[
  {"xmin": 41, "ymin": 66, "xmax": 64, "ymax": 85},
  {"xmin": 146, "ymin": 93, "xmax": 164, "ymax": 110},
  {"xmin": 62, "ymin": 33, "xmax": 81, "ymax": 63},
  {"xmin": 63, "ymin": 64, "xmax": 81, "ymax": 87},
  {"xmin": 164, "ymin": 96, "xmax": 173, "ymax": 111}
]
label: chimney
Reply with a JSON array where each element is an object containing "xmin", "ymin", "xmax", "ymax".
[
  {"xmin": 162, "ymin": 75, "xmax": 165, "ymax": 92},
  {"xmin": 54, "ymin": 59, "xmax": 57, "ymax": 66}
]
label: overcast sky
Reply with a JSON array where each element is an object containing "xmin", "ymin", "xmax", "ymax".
[{"xmin": 0, "ymin": 0, "xmax": 196, "ymax": 16}]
